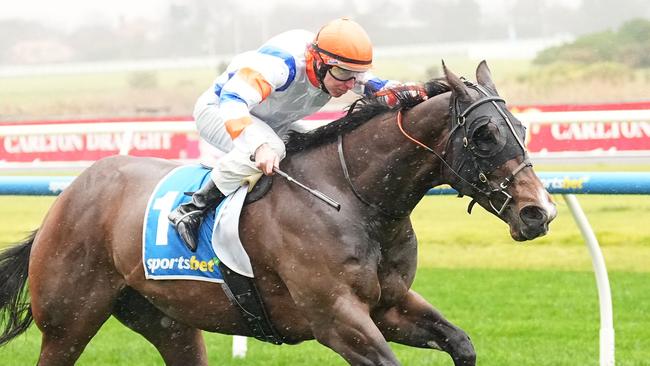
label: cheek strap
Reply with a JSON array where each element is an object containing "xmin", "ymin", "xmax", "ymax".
[{"xmin": 312, "ymin": 57, "xmax": 330, "ymax": 95}]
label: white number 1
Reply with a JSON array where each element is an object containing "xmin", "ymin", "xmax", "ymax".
[{"xmin": 153, "ymin": 191, "xmax": 179, "ymax": 245}]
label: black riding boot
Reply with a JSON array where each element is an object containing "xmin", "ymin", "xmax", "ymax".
[{"xmin": 168, "ymin": 179, "xmax": 224, "ymax": 252}]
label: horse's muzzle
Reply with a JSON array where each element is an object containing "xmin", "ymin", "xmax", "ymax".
[{"xmin": 516, "ymin": 204, "xmax": 555, "ymax": 240}]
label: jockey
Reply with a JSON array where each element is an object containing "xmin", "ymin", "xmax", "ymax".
[{"xmin": 169, "ymin": 17, "xmax": 427, "ymax": 251}]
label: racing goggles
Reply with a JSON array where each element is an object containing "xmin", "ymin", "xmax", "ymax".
[{"xmin": 328, "ymin": 66, "xmax": 364, "ymax": 82}]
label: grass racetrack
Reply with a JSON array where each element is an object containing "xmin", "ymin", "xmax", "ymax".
[{"xmin": 1, "ymin": 185, "xmax": 649, "ymax": 365}]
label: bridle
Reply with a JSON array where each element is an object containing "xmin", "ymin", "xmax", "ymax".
[
  {"xmin": 442, "ymin": 80, "xmax": 532, "ymax": 215},
  {"xmin": 338, "ymin": 80, "xmax": 532, "ymax": 219}
]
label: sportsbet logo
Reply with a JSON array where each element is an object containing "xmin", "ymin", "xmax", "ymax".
[
  {"xmin": 147, "ymin": 256, "xmax": 219, "ymax": 273},
  {"xmin": 541, "ymin": 176, "xmax": 589, "ymax": 191}
]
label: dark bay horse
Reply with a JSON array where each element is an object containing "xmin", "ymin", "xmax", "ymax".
[{"xmin": 0, "ymin": 62, "xmax": 556, "ymax": 365}]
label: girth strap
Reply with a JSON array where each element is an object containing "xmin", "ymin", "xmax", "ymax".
[{"xmin": 218, "ymin": 262, "xmax": 283, "ymax": 345}]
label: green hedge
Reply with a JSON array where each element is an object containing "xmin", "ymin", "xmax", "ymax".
[{"xmin": 534, "ymin": 18, "xmax": 650, "ymax": 68}]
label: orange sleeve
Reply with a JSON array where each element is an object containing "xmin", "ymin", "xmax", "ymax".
[
  {"xmin": 237, "ymin": 67, "xmax": 272, "ymax": 101},
  {"xmin": 225, "ymin": 116, "xmax": 253, "ymax": 140}
]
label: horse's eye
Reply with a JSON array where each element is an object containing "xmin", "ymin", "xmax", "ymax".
[{"xmin": 472, "ymin": 122, "xmax": 498, "ymax": 151}]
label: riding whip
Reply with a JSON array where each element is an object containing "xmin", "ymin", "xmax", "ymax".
[{"xmin": 250, "ymin": 155, "xmax": 341, "ymax": 211}]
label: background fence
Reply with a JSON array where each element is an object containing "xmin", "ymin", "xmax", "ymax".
[{"xmin": 1, "ymin": 101, "xmax": 650, "ymax": 171}]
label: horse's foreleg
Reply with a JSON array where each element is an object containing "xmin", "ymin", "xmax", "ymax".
[
  {"xmin": 306, "ymin": 295, "xmax": 402, "ymax": 366},
  {"xmin": 283, "ymin": 275, "xmax": 401, "ymax": 366},
  {"xmin": 374, "ymin": 290, "xmax": 476, "ymax": 366}
]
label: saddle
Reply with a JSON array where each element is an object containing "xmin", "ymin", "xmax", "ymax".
[{"xmin": 243, "ymin": 174, "xmax": 273, "ymax": 205}]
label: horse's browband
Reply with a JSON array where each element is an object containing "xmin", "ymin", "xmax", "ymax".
[{"xmin": 459, "ymin": 96, "xmax": 505, "ymax": 119}]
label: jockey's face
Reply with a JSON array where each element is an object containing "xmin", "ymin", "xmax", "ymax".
[{"xmin": 323, "ymin": 70, "xmax": 356, "ymax": 97}]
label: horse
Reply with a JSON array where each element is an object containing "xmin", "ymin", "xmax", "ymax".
[{"xmin": 0, "ymin": 61, "xmax": 556, "ymax": 366}]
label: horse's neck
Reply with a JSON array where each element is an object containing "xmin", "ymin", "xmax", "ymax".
[{"xmin": 341, "ymin": 97, "xmax": 452, "ymax": 217}]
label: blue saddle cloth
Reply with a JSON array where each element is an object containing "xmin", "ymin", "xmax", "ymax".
[{"xmin": 142, "ymin": 165, "xmax": 224, "ymax": 283}]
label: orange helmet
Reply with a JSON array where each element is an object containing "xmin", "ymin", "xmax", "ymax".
[{"xmin": 312, "ymin": 18, "xmax": 373, "ymax": 72}]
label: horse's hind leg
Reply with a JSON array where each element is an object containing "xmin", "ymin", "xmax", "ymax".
[
  {"xmin": 112, "ymin": 287, "xmax": 208, "ymax": 366},
  {"xmin": 31, "ymin": 266, "xmax": 121, "ymax": 366}
]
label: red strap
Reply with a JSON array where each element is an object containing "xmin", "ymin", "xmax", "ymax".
[{"xmin": 396, "ymin": 110, "xmax": 435, "ymax": 153}]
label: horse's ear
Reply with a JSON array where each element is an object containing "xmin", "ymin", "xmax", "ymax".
[
  {"xmin": 476, "ymin": 60, "xmax": 499, "ymax": 95},
  {"xmin": 442, "ymin": 60, "xmax": 470, "ymax": 103}
]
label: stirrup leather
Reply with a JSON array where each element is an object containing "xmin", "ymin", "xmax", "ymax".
[{"xmin": 168, "ymin": 208, "xmax": 202, "ymax": 225}]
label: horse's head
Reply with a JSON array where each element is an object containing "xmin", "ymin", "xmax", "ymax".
[{"xmin": 441, "ymin": 61, "xmax": 557, "ymax": 241}]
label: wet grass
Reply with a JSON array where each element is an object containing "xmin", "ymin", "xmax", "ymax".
[
  {"xmin": 413, "ymin": 194, "xmax": 650, "ymax": 272},
  {"xmin": 0, "ymin": 173, "xmax": 649, "ymax": 364},
  {"xmin": 1, "ymin": 268, "xmax": 648, "ymax": 365}
]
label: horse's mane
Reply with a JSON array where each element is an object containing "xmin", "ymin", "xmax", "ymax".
[{"xmin": 285, "ymin": 78, "xmax": 450, "ymax": 153}]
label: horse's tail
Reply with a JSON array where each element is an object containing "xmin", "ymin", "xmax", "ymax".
[{"xmin": 0, "ymin": 230, "xmax": 36, "ymax": 347}]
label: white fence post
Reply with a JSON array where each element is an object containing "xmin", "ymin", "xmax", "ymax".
[
  {"xmin": 232, "ymin": 335, "xmax": 248, "ymax": 358},
  {"xmin": 563, "ymin": 194, "xmax": 615, "ymax": 366}
]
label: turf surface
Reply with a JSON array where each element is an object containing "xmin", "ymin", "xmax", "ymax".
[{"xmin": 0, "ymin": 189, "xmax": 648, "ymax": 365}]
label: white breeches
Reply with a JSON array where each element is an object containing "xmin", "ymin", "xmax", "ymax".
[{"xmin": 193, "ymin": 99, "xmax": 286, "ymax": 196}]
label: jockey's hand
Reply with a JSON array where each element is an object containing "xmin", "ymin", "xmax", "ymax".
[
  {"xmin": 253, "ymin": 143, "xmax": 279, "ymax": 176},
  {"xmin": 374, "ymin": 83, "xmax": 428, "ymax": 107}
]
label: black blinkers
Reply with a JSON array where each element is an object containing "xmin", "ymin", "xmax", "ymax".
[{"xmin": 446, "ymin": 81, "xmax": 531, "ymax": 215}]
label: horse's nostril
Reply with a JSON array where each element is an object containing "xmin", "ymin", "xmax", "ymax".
[{"xmin": 520, "ymin": 205, "xmax": 547, "ymax": 226}]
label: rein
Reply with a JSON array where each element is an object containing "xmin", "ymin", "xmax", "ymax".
[{"xmin": 338, "ymin": 134, "xmax": 409, "ymax": 219}]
